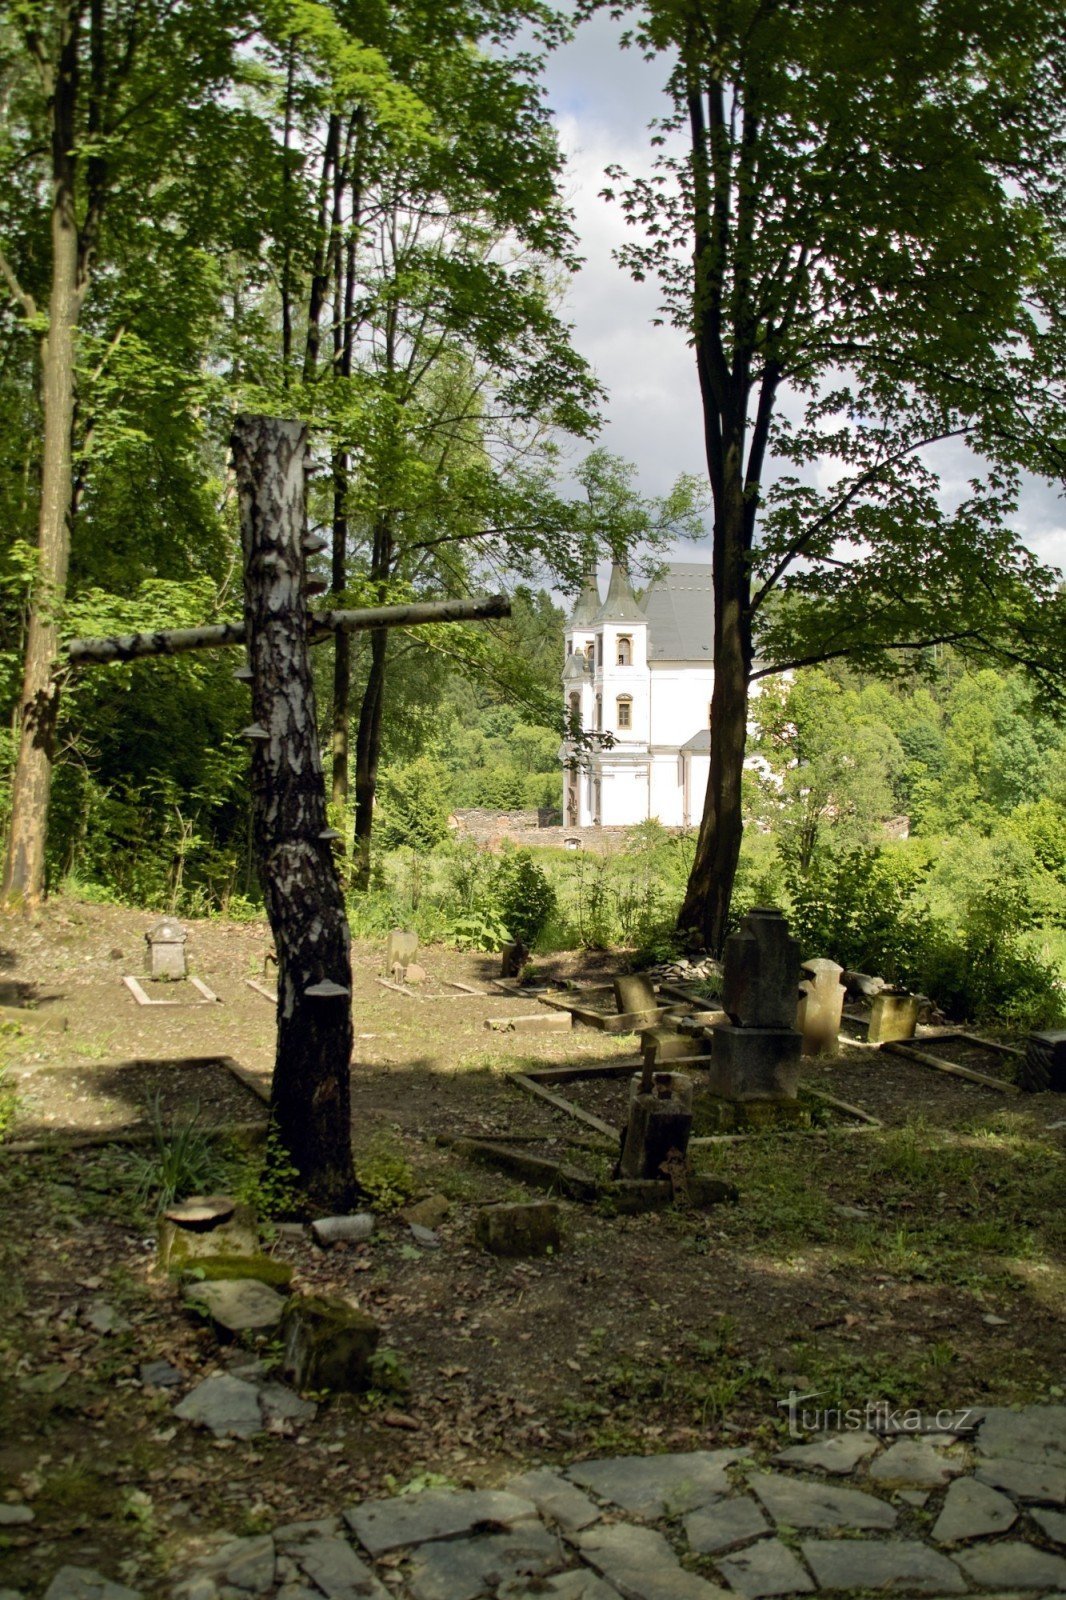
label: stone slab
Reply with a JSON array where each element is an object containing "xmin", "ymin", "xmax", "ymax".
[
  {"xmin": 295, "ymin": 1533, "xmax": 388, "ymax": 1599},
  {"xmin": 975, "ymin": 1406, "xmax": 1066, "ymax": 1467},
  {"xmin": 406, "ymin": 1525, "xmax": 563, "ymax": 1600},
  {"xmin": 713, "ymin": 1538, "xmax": 814, "ymax": 1597},
  {"xmin": 499, "ymin": 1573, "xmax": 620, "ymax": 1600},
  {"xmin": 43, "ymin": 1573, "xmax": 142, "ymax": 1600},
  {"xmin": 931, "ymin": 1476, "xmax": 1018, "ymax": 1543},
  {"xmin": 173, "ymin": 1374, "xmax": 263, "ymax": 1439},
  {"xmin": 801, "ymin": 1538, "xmax": 966, "ymax": 1593},
  {"xmin": 775, "ymin": 1433, "xmax": 881, "ymax": 1474},
  {"xmin": 505, "ymin": 1469, "xmax": 601, "ymax": 1531},
  {"xmin": 684, "ymin": 1496, "xmax": 768, "ymax": 1555},
  {"xmin": 183, "ymin": 1278, "xmax": 286, "ymax": 1334},
  {"xmin": 568, "ymin": 1451, "xmax": 742, "ymax": 1517},
  {"xmin": 345, "ymin": 1490, "xmax": 538, "ymax": 1556},
  {"xmin": 750, "ymin": 1473, "xmax": 896, "ymax": 1531},
  {"xmin": 953, "ymin": 1542, "xmax": 1066, "ymax": 1589},
  {"xmin": 575, "ymin": 1524, "xmax": 733, "ymax": 1599},
  {"xmin": 867, "ymin": 1439, "xmax": 963, "ymax": 1488},
  {"xmin": 975, "ymin": 1457, "xmax": 1066, "ymax": 1504},
  {"xmin": 0, "ymin": 1505, "xmax": 33, "ymax": 1525},
  {"xmin": 706, "ymin": 1027, "xmax": 802, "ymax": 1102},
  {"xmin": 1032, "ymin": 1506, "xmax": 1066, "ymax": 1544}
]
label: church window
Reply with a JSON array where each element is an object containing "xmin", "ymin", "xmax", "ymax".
[
  {"xmin": 595, "ymin": 694, "xmax": 603, "ymax": 730},
  {"xmin": 708, "ymin": 702, "xmax": 713, "ymax": 726},
  {"xmin": 617, "ymin": 695, "xmax": 632, "ymax": 729},
  {"xmin": 617, "ymin": 635, "xmax": 632, "ymax": 666},
  {"xmin": 596, "ymin": 635, "xmax": 603, "ymax": 667},
  {"xmin": 568, "ymin": 691, "xmax": 580, "ymax": 733},
  {"xmin": 566, "ymin": 640, "xmax": 572, "ymax": 655}
]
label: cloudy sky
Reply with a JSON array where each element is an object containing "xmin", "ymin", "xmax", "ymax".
[{"xmin": 533, "ymin": 12, "xmax": 1066, "ymax": 576}]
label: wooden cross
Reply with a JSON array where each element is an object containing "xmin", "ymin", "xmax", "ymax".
[{"xmin": 68, "ymin": 415, "xmax": 510, "ymax": 1210}]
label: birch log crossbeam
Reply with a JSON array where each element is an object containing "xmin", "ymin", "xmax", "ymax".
[{"xmin": 65, "ymin": 594, "xmax": 511, "ymax": 665}]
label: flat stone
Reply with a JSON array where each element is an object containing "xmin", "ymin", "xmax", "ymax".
[
  {"xmin": 505, "ymin": 1469, "xmax": 601, "ymax": 1531},
  {"xmin": 976, "ymin": 1406, "xmax": 1066, "ymax": 1467},
  {"xmin": 751, "ymin": 1472, "xmax": 895, "ymax": 1531},
  {"xmin": 191, "ymin": 1534, "xmax": 275, "ymax": 1593},
  {"xmin": 898, "ymin": 1490, "xmax": 930, "ymax": 1507},
  {"xmin": 685, "ymin": 1497, "xmax": 769, "ymax": 1554},
  {"xmin": 83, "ymin": 1300, "xmax": 127, "ymax": 1335},
  {"xmin": 295, "ymin": 1533, "xmax": 388, "ymax": 1599},
  {"xmin": 954, "ymin": 1542, "xmax": 1066, "ymax": 1589},
  {"xmin": 1032, "ymin": 1506, "xmax": 1066, "ymax": 1543},
  {"xmin": 258, "ymin": 1383, "xmax": 317, "ymax": 1429},
  {"xmin": 800, "ymin": 1538, "xmax": 966, "ymax": 1593},
  {"xmin": 43, "ymin": 1571, "xmax": 143, "ymax": 1600},
  {"xmin": 569, "ymin": 1450, "xmax": 743, "ymax": 1517},
  {"xmin": 274, "ymin": 1519, "xmax": 341, "ymax": 1543},
  {"xmin": 407, "ymin": 1525, "xmax": 563, "ymax": 1600},
  {"xmin": 139, "ymin": 1359, "xmax": 183, "ymax": 1388},
  {"xmin": 576, "ymin": 1524, "xmax": 733, "ymax": 1599},
  {"xmin": 714, "ymin": 1538, "xmax": 814, "ymax": 1597},
  {"xmin": 776, "ymin": 1433, "xmax": 881, "ymax": 1474},
  {"xmin": 409, "ymin": 1223, "xmax": 440, "ymax": 1248},
  {"xmin": 183, "ymin": 1278, "xmax": 286, "ymax": 1334},
  {"xmin": 976, "ymin": 1458, "xmax": 1066, "ymax": 1503},
  {"xmin": 931, "ymin": 1476, "xmax": 1018, "ymax": 1543},
  {"xmin": 311, "ymin": 1215, "xmax": 375, "ymax": 1246},
  {"xmin": 0, "ymin": 1589, "xmax": 26, "ymax": 1600},
  {"xmin": 498, "ymin": 1573, "xmax": 619, "ymax": 1600},
  {"xmin": 400, "ymin": 1195, "xmax": 450, "ymax": 1230},
  {"xmin": 474, "ymin": 1202, "xmax": 561, "ymax": 1258},
  {"xmin": 174, "ymin": 1374, "xmax": 263, "ymax": 1439},
  {"xmin": 867, "ymin": 1439, "xmax": 963, "ymax": 1488},
  {"xmin": 345, "ymin": 1490, "xmax": 538, "ymax": 1556},
  {"xmin": 0, "ymin": 1504, "xmax": 33, "ymax": 1525}
]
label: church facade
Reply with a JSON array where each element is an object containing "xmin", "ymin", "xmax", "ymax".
[{"xmin": 562, "ymin": 561, "xmax": 719, "ymax": 829}]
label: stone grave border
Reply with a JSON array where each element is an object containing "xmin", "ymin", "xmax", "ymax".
[
  {"xmin": 880, "ymin": 1031, "xmax": 1023, "ymax": 1095},
  {"xmin": 123, "ymin": 974, "xmax": 219, "ymax": 1007},
  {"xmin": 4, "ymin": 1053, "xmax": 268, "ymax": 1153}
]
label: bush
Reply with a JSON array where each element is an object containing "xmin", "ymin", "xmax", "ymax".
[
  {"xmin": 492, "ymin": 849, "xmax": 557, "ymax": 947},
  {"xmin": 376, "ymin": 758, "xmax": 452, "ymax": 853},
  {"xmin": 785, "ymin": 846, "xmax": 934, "ymax": 987}
]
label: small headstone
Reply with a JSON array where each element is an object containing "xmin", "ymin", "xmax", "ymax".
[
  {"xmin": 501, "ymin": 940, "xmax": 529, "ymax": 978},
  {"xmin": 614, "ymin": 973, "xmax": 658, "ymax": 1020},
  {"xmin": 280, "ymin": 1293, "xmax": 380, "ymax": 1392},
  {"xmin": 183, "ymin": 1278, "xmax": 286, "ymax": 1335},
  {"xmin": 1021, "ymin": 1029, "xmax": 1066, "ymax": 1093},
  {"xmin": 722, "ymin": 906, "xmax": 800, "ymax": 1028},
  {"xmin": 475, "ymin": 1202, "xmax": 560, "ymax": 1258},
  {"xmin": 145, "ymin": 918, "xmax": 188, "ymax": 981},
  {"xmin": 797, "ymin": 958, "xmax": 846, "ymax": 1057},
  {"xmin": 311, "ymin": 1214, "xmax": 375, "ymax": 1246},
  {"xmin": 385, "ymin": 929, "xmax": 418, "ymax": 979},
  {"xmin": 404, "ymin": 962, "xmax": 428, "ymax": 985},
  {"xmin": 867, "ymin": 990, "xmax": 920, "ymax": 1044}
]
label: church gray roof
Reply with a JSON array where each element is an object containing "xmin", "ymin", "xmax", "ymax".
[
  {"xmin": 595, "ymin": 561, "xmax": 645, "ymax": 624},
  {"xmin": 568, "ymin": 571, "xmax": 602, "ymax": 627},
  {"xmin": 680, "ymin": 728, "xmax": 711, "ymax": 752},
  {"xmin": 641, "ymin": 561, "xmax": 714, "ymax": 662}
]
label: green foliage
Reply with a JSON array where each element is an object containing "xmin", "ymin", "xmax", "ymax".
[
  {"xmin": 234, "ymin": 1126, "xmax": 304, "ymax": 1220},
  {"xmin": 491, "ymin": 848, "xmax": 556, "ymax": 946},
  {"xmin": 786, "ymin": 846, "xmax": 935, "ymax": 989},
  {"xmin": 0, "ymin": 1067, "xmax": 17, "ymax": 1144},
  {"xmin": 355, "ymin": 1131, "xmax": 414, "ymax": 1212},
  {"xmin": 375, "ymin": 759, "xmax": 453, "ymax": 854},
  {"xmin": 126, "ymin": 1095, "xmax": 228, "ymax": 1216}
]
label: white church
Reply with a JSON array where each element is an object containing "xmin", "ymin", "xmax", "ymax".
[{"xmin": 562, "ymin": 560, "xmax": 721, "ymax": 829}]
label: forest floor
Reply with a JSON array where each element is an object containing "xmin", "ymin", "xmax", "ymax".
[{"xmin": 0, "ymin": 897, "xmax": 1063, "ymax": 1595}]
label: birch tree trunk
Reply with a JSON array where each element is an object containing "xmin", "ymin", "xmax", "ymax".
[{"xmin": 233, "ymin": 414, "xmax": 357, "ymax": 1212}]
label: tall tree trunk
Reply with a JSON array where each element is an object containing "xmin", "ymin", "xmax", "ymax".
[
  {"xmin": 677, "ymin": 422, "xmax": 753, "ymax": 955},
  {"xmin": 233, "ymin": 414, "xmax": 357, "ymax": 1212},
  {"xmin": 330, "ymin": 450, "xmax": 351, "ymax": 815},
  {"xmin": 351, "ymin": 625, "xmax": 387, "ymax": 892},
  {"xmin": 2, "ymin": 13, "xmax": 81, "ymax": 908}
]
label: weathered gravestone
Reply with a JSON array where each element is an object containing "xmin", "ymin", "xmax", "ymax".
[
  {"xmin": 1020, "ymin": 1029, "xmax": 1066, "ymax": 1093},
  {"xmin": 617, "ymin": 1070, "xmax": 694, "ymax": 1180},
  {"xmin": 708, "ymin": 907, "xmax": 802, "ymax": 1100},
  {"xmin": 385, "ymin": 929, "xmax": 418, "ymax": 981},
  {"xmin": 145, "ymin": 918, "xmax": 188, "ymax": 980},
  {"xmin": 867, "ymin": 990, "xmax": 920, "ymax": 1044},
  {"xmin": 798, "ymin": 958, "xmax": 846, "ymax": 1057},
  {"xmin": 614, "ymin": 973, "xmax": 659, "ymax": 1024}
]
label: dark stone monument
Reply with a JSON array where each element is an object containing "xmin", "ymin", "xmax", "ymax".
[
  {"xmin": 1020, "ymin": 1030, "xmax": 1066, "ymax": 1093},
  {"xmin": 708, "ymin": 907, "xmax": 802, "ymax": 1101}
]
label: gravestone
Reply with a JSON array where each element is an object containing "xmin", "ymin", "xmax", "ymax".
[
  {"xmin": 385, "ymin": 929, "xmax": 418, "ymax": 980},
  {"xmin": 868, "ymin": 990, "xmax": 920, "ymax": 1044},
  {"xmin": 145, "ymin": 918, "xmax": 188, "ymax": 980},
  {"xmin": 617, "ymin": 1070, "xmax": 694, "ymax": 1179},
  {"xmin": 614, "ymin": 972, "xmax": 658, "ymax": 1023},
  {"xmin": 708, "ymin": 907, "xmax": 802, "ymax": 1101},
  {"xmin": 1021, "ymin": 1029, "xmax": 1066, "ymax": 1093},
  {"xmin": 798, "ymin": 958, "xmax": 846, "ymax": 1057}
]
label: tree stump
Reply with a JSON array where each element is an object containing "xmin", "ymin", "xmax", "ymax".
[{"xmin": 233, "ymin": 415, "xmax": 356, "ymax": 1212}]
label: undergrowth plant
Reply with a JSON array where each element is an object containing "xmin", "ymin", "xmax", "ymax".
[{"xmin": 126, "ymin": 1093, "xmax": 227, "ymax": 1214}]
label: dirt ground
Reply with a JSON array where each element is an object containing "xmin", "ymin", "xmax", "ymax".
[{"xmin": 0, "ymin": 898, "xmax": 1063, "ymax": 1594}]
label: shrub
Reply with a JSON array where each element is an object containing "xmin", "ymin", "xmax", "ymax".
[
  {"xmin": 785, "ymin": 846, "xmax": 934, "ymax": 987},
  {"xmin": 491, "ymin": 849, "xmax": 556, "ymax": 947}
]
